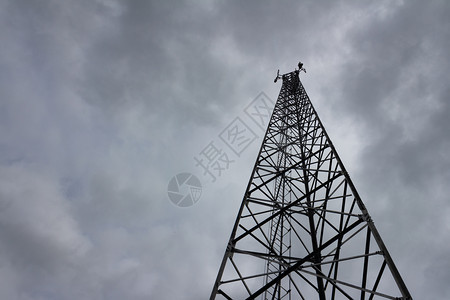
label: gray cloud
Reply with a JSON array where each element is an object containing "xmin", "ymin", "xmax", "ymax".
[{"xmin": 0, "ymin": 0, "xmax": 449, "ymax": 299}]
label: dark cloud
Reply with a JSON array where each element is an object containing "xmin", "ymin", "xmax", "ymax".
[{"xmin": 0, "ymin": 0, "xmax": 449, "ymax": 299}]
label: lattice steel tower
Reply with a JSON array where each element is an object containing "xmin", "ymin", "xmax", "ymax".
[{"xmin": 210, "ymin": 63, "xmax": 412, "ymax": 300}]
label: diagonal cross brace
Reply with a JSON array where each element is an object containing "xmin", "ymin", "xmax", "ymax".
[
  {"xmin": 233, "ymin": 172, "xmax": 342, "ymax": 244},
  {"xmin": 246, "ymin": 217, "xmax": 364, "ymax": 299}
]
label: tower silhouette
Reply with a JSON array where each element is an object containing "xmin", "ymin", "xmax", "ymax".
[{"xmin": 210, "ymin": 64, "xmax": 412, "ymax": 299}]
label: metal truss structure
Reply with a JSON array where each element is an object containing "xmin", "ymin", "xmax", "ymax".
[{"xmin": 210, "ymin": 66, "xmax": 412, "ymax": 300}]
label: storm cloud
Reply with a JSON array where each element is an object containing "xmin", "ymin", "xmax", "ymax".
[{"xmin": 0, "ymin": 0, "xmax": 449, "ymax": 299}]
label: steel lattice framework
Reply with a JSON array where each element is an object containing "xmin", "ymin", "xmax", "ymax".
[{"xmin": 210, "ymin": 67, "xmax": 412, "ymax": 300}]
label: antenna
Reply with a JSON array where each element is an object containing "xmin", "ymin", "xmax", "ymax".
[{"xmin": 273, "ymin": 69, "xmax": 280, "ymax": 83}]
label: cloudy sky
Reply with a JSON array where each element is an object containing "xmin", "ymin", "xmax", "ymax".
[{"xmin": 1, "ymin": 0, "xmax": 449, "ymax": 299}]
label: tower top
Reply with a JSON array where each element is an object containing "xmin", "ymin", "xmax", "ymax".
[
  {"xmin": 274, "ymin": 61, "xmax": 306, "ymax": 83},
  {"xmin": 210, "ymin": 60, "xmax": 412, "ymax": 299}
]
